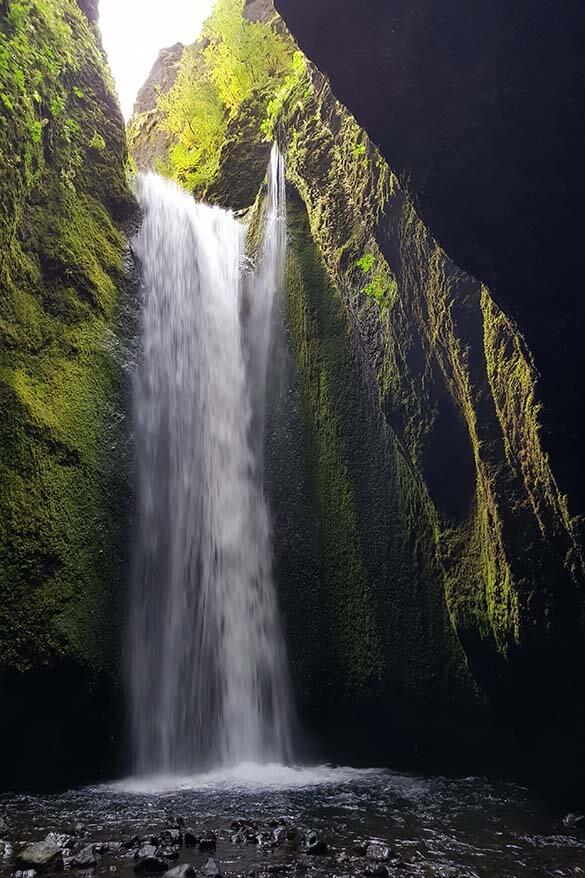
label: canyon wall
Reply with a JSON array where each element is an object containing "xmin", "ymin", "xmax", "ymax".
[{"xmin": 0, "ymin": 0, "xmax": 134, "ymax": 786}]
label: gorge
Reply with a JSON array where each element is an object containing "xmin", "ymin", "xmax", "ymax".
[{"xmin": 1, "ymin": 0, "xmax": 585, "ymax": 874}]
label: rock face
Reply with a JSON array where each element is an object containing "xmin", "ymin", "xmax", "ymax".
[
  {"xmin": 128, "ymin": 0, "xmax": 585, "ymax": 799},
  {"xmin": 273, "ymin": 0, "xmax": 585, "ymax": 531},
  {"xmin": 17, "ymin": 842, "xmax": 64, "ymax": 872},
  {"xmin": 128, "ymin": 43, "xmax": 184, "ymax": 172},
  {"xmin": 0, "ymin": 0, "xmax": 134, "ymax": 786}
]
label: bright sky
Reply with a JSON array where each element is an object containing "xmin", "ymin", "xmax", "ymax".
[{"xmin": 99, "ymin": 0, "xmax": 215, "ymax": 119}]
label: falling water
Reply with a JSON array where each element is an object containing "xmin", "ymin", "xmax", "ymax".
[{"xmin": 129, "ymin": 147, "xmax": 293, "ymax": 775}]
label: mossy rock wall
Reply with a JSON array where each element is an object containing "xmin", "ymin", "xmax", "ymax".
[
  {"xmin": 0, "ymin": 0, "xmax": 134, "ymax": 785},
  {"xmin": 270, "ymin": 67, "xmax": 585, "ymax": 782}
]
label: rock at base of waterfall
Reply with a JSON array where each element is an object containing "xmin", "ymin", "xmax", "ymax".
[
  {"xmin": 135, "ymin": 846, "xmax": 158, "ymax": 861},
  {"xmin": 183, "ymin": 830, "xmax": 198, "ymax": 847},
  {"xmin": 202, "ymin": 858, "xmax": 220, "ymax": 878},
  {"xmin": 304, "ymin": 831, "xmax": 327, "ymax": 856},
  {"xmin": 364, "ymin": 866, "xmax": 389, "ymax": 878},
  {"xmin": 366, "ymin": 844, "xmax": 391, "ymax": 863},
  {"xmin": 71, "ymin": 845, "xmax": 97, "ymax": 869},
  {"xmin": 134, "ymin": 852, "xmax": 169, "ymax": 874},
  {"xmin": 157, "ymin": 847, "xmax": 179, "ymax": 862},
  {"xmin": 45, "ymin": 834, "xmax": 74, "ymax": 851},
  {"xmin": 198, "ymin": 833, "xmax": 217, "ymax": 852},
  {"xmin": 0, "ymin": 840, "xmax": 14, "ymax": 860},
  {"xmin": 17, "ymin": 842, "xmax": 64, "ymax": 872},
  {"xmin": 163, "ymin": 866, "xmax": 196, "ymax": 878}
]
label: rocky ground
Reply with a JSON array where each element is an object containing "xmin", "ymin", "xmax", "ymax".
[{"xmin": 0, "ymin": 817, "xmax": 413, "ymax": 878}]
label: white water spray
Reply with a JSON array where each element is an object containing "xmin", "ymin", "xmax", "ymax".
[{"xmin": 129, "ymin": 147, "xmax": 293, "ymax": 775}]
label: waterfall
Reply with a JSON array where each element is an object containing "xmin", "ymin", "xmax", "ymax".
[{"xmin": 129, "ymin": 146, "xmax": 293, "ymax": 775}]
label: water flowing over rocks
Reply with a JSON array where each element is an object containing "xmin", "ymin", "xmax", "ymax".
[{"xmin": 1, "ymin": 767, "xmax": 584, "ymax": 878}]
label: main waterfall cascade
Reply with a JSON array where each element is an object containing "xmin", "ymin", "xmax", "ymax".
[{"xmin": 129, "ymin": 146, "xmax": 293, "ymax": 776}]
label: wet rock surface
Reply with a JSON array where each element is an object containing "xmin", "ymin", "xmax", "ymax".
[{"xmin": 1, "ymin": 768, "xmax": 585, "ymax": 878}]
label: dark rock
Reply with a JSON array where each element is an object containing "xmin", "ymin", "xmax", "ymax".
[
  {"xmin": 272, "ymin": 827, "xmax": 286, "ymax": 845},
  {"xmin": 364, "ymin": 866, "xmax": 389, "ymax": 878},
  {"xmin": 17, "ymin": 842, "xmax": 64, "ymax": 873},
  {"xmin": 232, "ymin": 820, "xmax": 256, "ymax": 831},
  {"xmin": 164, "ymin": 867, "xmax": 196, "ymax": 878},
  {"xmin": 143, "ymin": 837, "xmax": 161, "ymax": 848},
  {"xmin": 135, "ymin": 846, "xmax": 158, "ymax": 861},
  {"xmin": 183, "ymin": 830, "xmax": 198, "ymax": 848},
  {"xmin": 563, "ymin": 812, "xmax": 584, "ymax": 828},
  {"xmin": 156, "ymin": 847, "xmax": 179, "ymax": 862},
  {"xmin": 304, "ymin": 832, "xmax": 327, "ymax": 856},
  {"xmin": 71, "ymin": 845, "xmax": 97, "ymax": 869},
  {"xmin": 230, "ymin": 831, "xmax": 246, "ymax": 845},
  {"xmin": 198, "ymin": 834, "xmax": 216, "ymax": 853},
  {"xmin": 366, "ymin": 844, "xmax": 391, "ymax": 863},
  {"xmin": 353, "ymin": 842, "xmax": 368, "ymax": 856},
  {"xmin": 45, "ymin": 834, "xmax": 74, "ymax": 851},
  {"xmin": 134, "ymin": 853, "xmax": 169, "ymax": 874},
  {"xmin": 76, "ymin": 0, "xmax": 98, "ymax": 23},
  {"xmin": 161, "ymin": 831, "xmax": 181, "ymax": 846},
  {"xmin": 74, "ymin": 825, "xmax": 86, "ymax": 839},
  {"xmin": 123, "ymin": 837, "xmax": 142, "ymax": 851},
  {"xmin": 202, "ymin": 858, "xmax": 220, "ymax": 878}
]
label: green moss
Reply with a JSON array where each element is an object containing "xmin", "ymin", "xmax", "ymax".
[
  {"xmin": 0, "ymin": 0, "xmax": 133, "ymax": 676},
  {"xmin": 285, "ymin": 202, "xmax": 383, "ymax": 691}
]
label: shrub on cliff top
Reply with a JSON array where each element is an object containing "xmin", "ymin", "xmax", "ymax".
[{"xmin": 157, "ymin": 0, "xmax": 295, "ymax": 190}]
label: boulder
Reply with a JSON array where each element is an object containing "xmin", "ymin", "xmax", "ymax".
[
  {"xmin": 134, "ymin": 854, "xmax": 169, "ymax": 874},
  {"xmin": 183, "ymin": 831, "xmax": 198, "ymax": 848},
  {"xmin": 202, "ymin": 858, "xmax": 220, "ymax": 878},
  {"xmin": 163, "ymin": 867, "xmax": 195, "ymax": 878},
  {"xmin": 135, "ymin": 846, "xmax": 158, "ymax": 861},
  {"xmin": 156, "ymin": 847, "xmax": 179, "ymax": 862},
  {"xmin": 366, "ymin": 844, "xmax": 391, "ymax": 863},
  {"xmin": 17, "ymin": 842, "xmax": 64, "ymax": 872},
  {"xmin": 45, "ymin": 835, "xmax": 74, "ymax": 851},
  {"xmin": 364, "ymin": 866, "xmax": 389, "ymax": 878},
  {"xmin": 71, "ymin": 845, "xmax": 97, "ymax": 869},
  {"xmin": 198, "ymin": 834, "xmax": 216, "ymax": 853},
  {"xmin": 304, "ymin": 832, "xmax": 327, "ymax": 856}
]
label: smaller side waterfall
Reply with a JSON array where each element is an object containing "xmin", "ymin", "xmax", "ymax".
[
  {"xmin": 246, "ymin": 146, "xmax": 287, "ymax": 452},
  {"xmin": 129, "ymin": 146, "xmax": 293, "ymax": 776}
]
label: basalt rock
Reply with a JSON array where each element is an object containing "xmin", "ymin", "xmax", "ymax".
[{"xmin": 17, "ymin": 842, "xmax": 64, "ymax": 873}]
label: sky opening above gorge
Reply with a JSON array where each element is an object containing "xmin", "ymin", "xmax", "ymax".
[{"xmin": 99, "ymin": 0, "xmax": 214, "ymax": 119}]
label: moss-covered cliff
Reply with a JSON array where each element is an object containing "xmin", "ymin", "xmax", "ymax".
[
  {"xmin": 133, "ymin": 0, "xmax": 585, "ymax": 793},
  {"xmin": 0, "ymin": 0, "xmax": 134, "ymax": 785}
]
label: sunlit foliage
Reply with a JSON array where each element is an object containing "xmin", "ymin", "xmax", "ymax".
[{"xmin": 157, "ymin": 0, "xmax": 295, "ymax": 189}]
